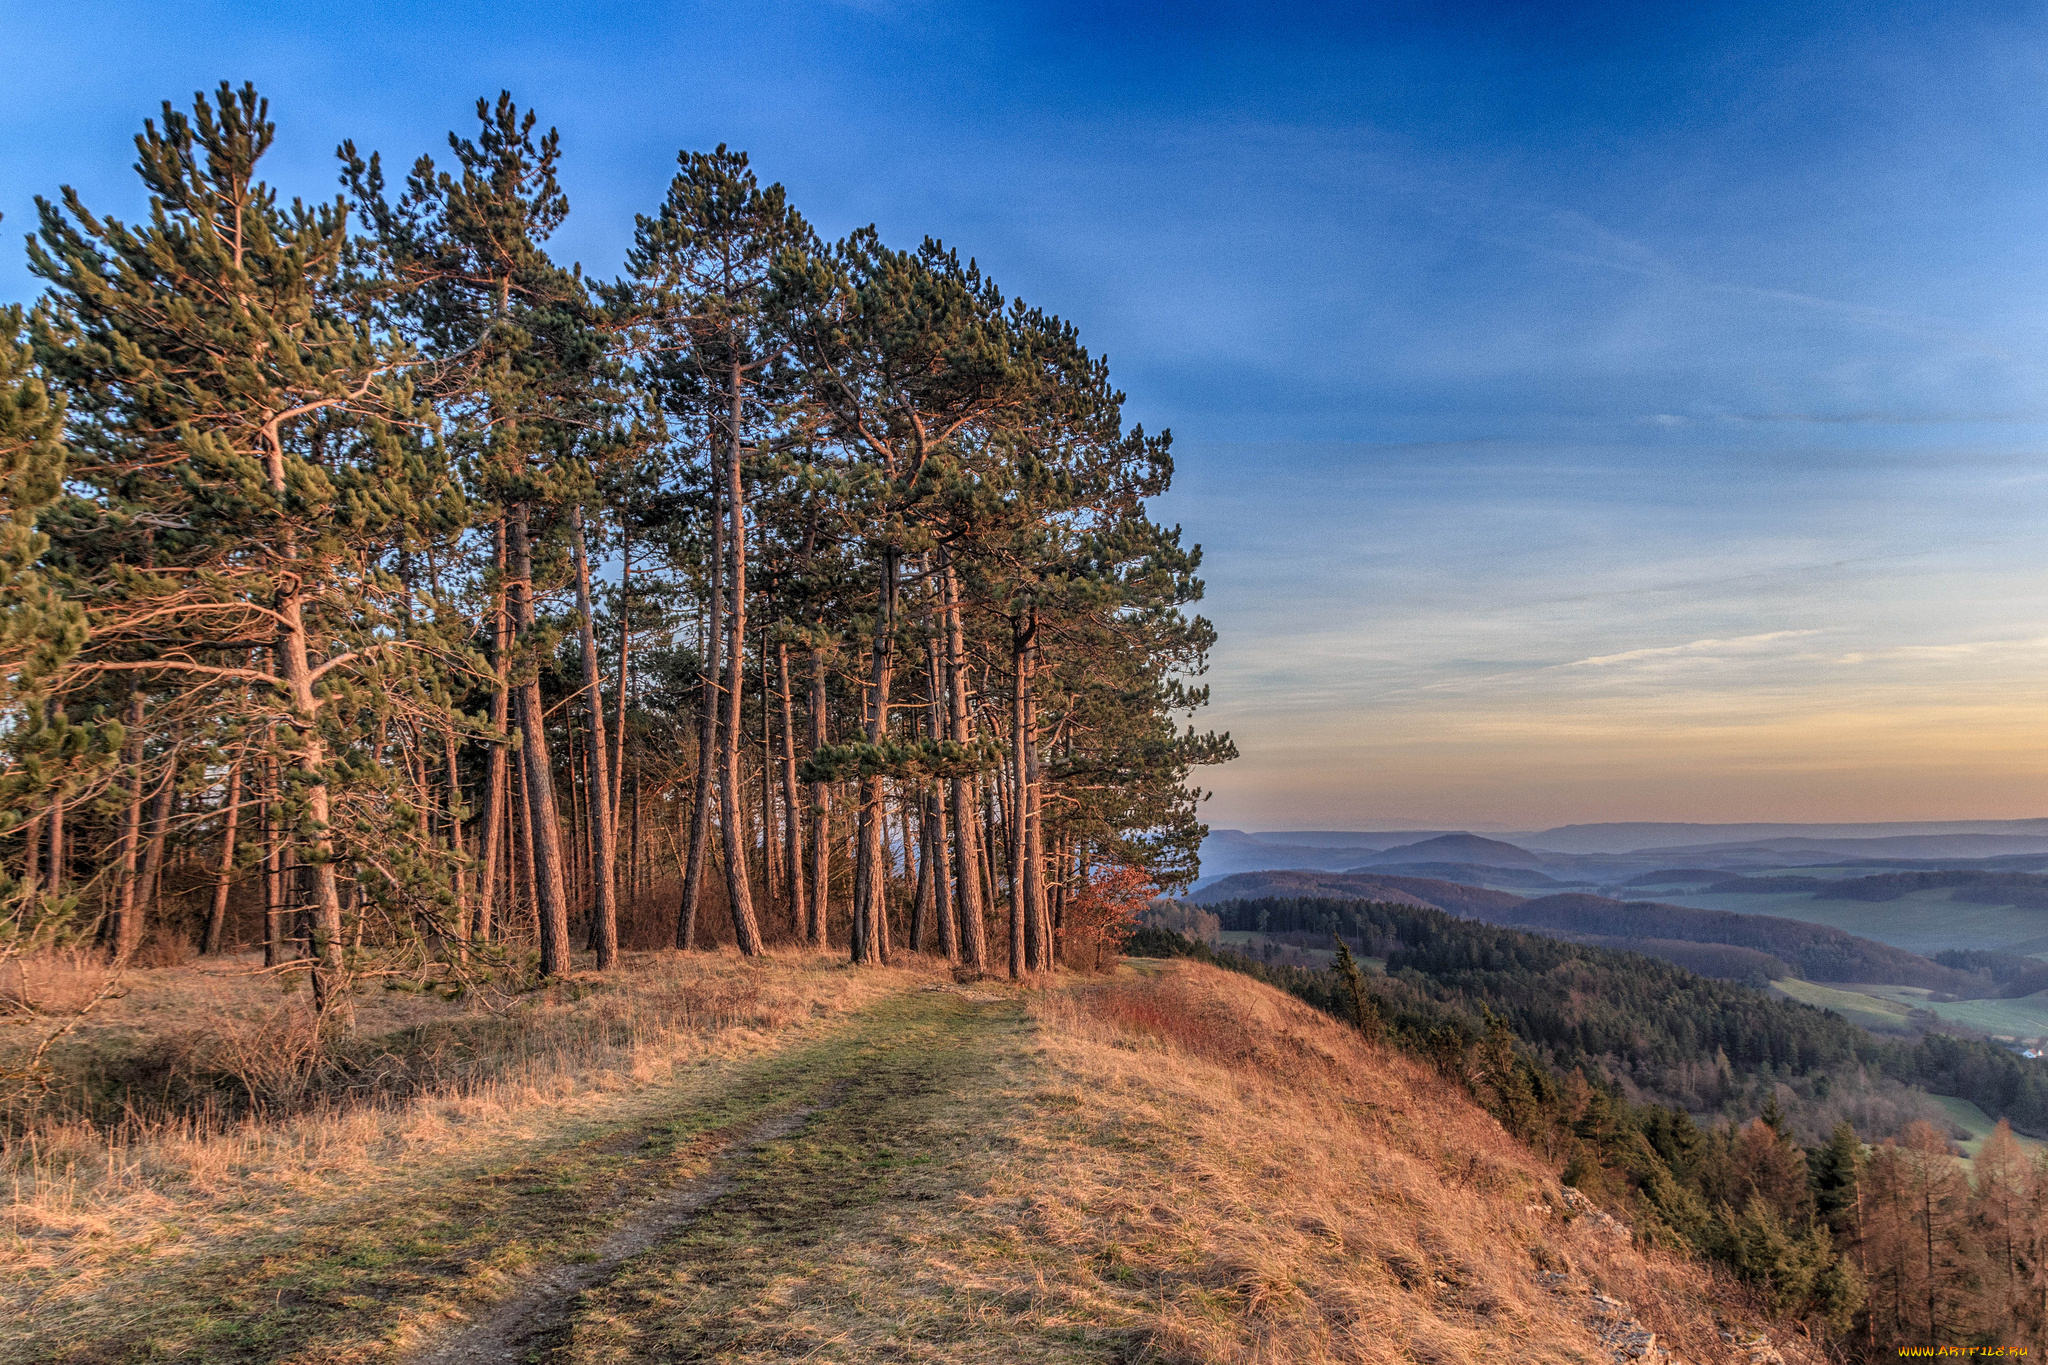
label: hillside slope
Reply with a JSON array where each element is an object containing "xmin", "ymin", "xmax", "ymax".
[{"xmin": 2, "ymin": 954, "xmax": 1805, "ymax": 1365}]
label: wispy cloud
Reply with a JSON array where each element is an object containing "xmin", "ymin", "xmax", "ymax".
[
  {"xmin": 1836, "ymin": 636, "xmax": 2048, "ymax": 665},
  {"xmin": 1564, "ymin": 630, "xmax": 1823, "ymax": 669}
]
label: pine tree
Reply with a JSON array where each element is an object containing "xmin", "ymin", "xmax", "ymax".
[
  {"xmin": 0, "ymin": 291, "xmax": 108, "ymax": 966},
  {"xmin": 624, "ymin": 147, "xmax": 806, "ymax": 957},
  {"xmin": 33, "ymin": 85, "xmax": 444, "ymax": 1008},
  {"xmin": 771, "ymin": 233, "xmax": 1039, "ymax": 966},
  {"xmin": 344, "ymin": 92, "xmax": 603, "ymax": 978}
]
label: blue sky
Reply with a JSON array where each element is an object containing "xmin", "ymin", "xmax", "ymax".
[{"xmin": 11, "ymin": 2, "xmax": 2048, "ymax": 828}]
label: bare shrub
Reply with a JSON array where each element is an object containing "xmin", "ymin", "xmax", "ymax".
[
  {"xmin": 128, "ymin": 930, "xmax": 192, "ymax": 971},
  {"xmin": 0, "ymin": 949, "xmax": 118, "ymax": 1016}
]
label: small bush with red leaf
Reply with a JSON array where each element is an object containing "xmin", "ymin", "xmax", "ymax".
[{"xmin": 1062, "ymin": 864, "xmax": 1158, "ymax": 971}]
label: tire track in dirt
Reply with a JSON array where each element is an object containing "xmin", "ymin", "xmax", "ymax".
[{"xmin": 408, "ymin": 1096, "xmax": 838, "ymax": 1365}]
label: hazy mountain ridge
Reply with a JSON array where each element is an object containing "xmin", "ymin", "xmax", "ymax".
[
  {"xmin": 1200, "ymin": 821, "xmax": 2048, "ymax": 888},
  {"xmin": 1507, "ymin": 819, "xmax": 2048, "ymax": 855}
]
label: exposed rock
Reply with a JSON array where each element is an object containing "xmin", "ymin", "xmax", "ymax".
[{"xmin": 1559, "ymin": 1185, "xmax": 1635, "ymax": 1242}]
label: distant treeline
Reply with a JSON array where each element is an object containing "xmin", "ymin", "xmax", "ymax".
[
  {"xmin": 1195, "ymin": 896, "xmax": 2048, "ymax": 1138},
  {"xmin": 1196, "ymin": 871, "xmax": 1995, "ymax": 994},
  {"xmin": 1717, "ymin": 867, "xmax": 2048, "ymax": 920},
  {"xmin": 1497, "ymin": 894, "xmax": 1982, "ymax": 994}
]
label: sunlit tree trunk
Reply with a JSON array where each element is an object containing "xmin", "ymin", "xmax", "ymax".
[
  {"xmin": 941, "ymin": 558, "xmax": 986, "ymax": 970},
  {"xmin": 775, "ymin": 640, "xmax": 808, "ymax": 941},
  {"xmin": 808, "ymin": 643, "xmax": 831, "ymax": 947},
  {"xmin": 201, "ymin": 756, "xmax": 243, "ymax": 954},
  {"xmin": 851, "ymin": 548, "xmax": 897, "ymax": 964},
  {"xmin": 508, "ymin": 502, "xmax": 572, "ymax": 976},
  {"xmin": 571, "ymin": 506, "xmax": 618, "ymax": 968},
  {"xmin": 262, "ymin": 745, "xmax": 284, "ymax": 967},
  {"xmin": 474, "ymin": 519, "xmax": 510, "ymax": 946},
  {"xmin": 110, "ymin": 689, "xmax": 146, "ymax": 959},
  {"xmin": 680, "ymin": 458, "xmax": 722, "ymax": 950},
  {"xmin": 717, "ymin": 362, "xmax": 764, "ymax": 956}
]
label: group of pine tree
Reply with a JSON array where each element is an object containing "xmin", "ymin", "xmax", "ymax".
[{"xmin": 0, "ymin": 83, "xmax": 1234, "ymax": 1005}]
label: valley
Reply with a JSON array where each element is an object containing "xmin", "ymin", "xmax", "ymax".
[{"xmin": 1196, "ymin": 822, "xmax": 2048, "ymax": 1053}]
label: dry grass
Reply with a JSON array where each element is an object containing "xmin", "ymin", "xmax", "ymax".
[
  {"xmin": 548, "ymin": 960, "xmax": 1806, "ymax": 1365},
  {"xmin": 0, "ymin": 947, "xmax": 124, "ymax": 1017},
  {"xmin": 0, "ymin": 946, "xmax": 935, "ymax": 1340},
  {"xmin": 0, "ymin": 952, "xmax": 1810, "ymax": 1364},
  {"xmin": 1022, "ymin": 962, "xmax": 1777, "ymax": 1363}
]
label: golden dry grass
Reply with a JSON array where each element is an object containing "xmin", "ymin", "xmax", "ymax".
[
  {"xmin": 1022, "ymin": 961, "xmax": 1778, "ymax": 1364},
  {"xmin": 549, "ymin": 959, "xmax": 1804, "ymax": 1365},
  {"xmin": 1, "ymin": 952, "xmax": 1808, "ymax": 1365},
  {"xmin": 1, "ymin": 946, "xmax": 937, "ymax": 1342}
]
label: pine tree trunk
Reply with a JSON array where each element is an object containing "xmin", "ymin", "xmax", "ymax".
[
  {"xmin": 941, "ymin": 559, "xmax": 986, "ymax": 971},
  {"xmin": 41, "ymin": 695, "xmax": 63, "ymax": 894},
  {"xmin": 630, "ymin": 768, "xmax": 643, "ymax": 902},
  {"xmin": 680, "ymin": 454, "xmax": 722, "ymax": 950},
  {"xmin": 1009, "ymin": 625, "xmax": 1031, "ymax": 977},
  {"xmin": 910, "ymin": 781, "xmax": 932, "ymax": 952},
  {"xmin": 566, "ymin": 716, "xmax": 586, "ymax": 903},
  {"xmin": 262, "ymin": 748, "xmax": 284, "ymax": 967},
  {"xmin": 808, "ymin": 644, "xmax": 831, "ymax": 948},
  {"xmin": 45, "ymin": 796, "xmax": 62, "ymax": 899},
  {"xmin": 111, "ymin": 690, "xmax": 147, "ymax": 960},
  {"xmin": 202, "ymin": 757, "xmax": 243, "ymax": 954},
  {"xmin": 516, "ymin": 750, "xmax": 539, "ymax": 941},
  {"xmin": 1023, "ymin": 623, "xmax": 1050, "ymax": 971},
  {"xmin": 509, "ymin": 502, "xmax": 574, "ymax": 977},
  {"xmin": 274, "ymin": 583, "xmax": 350, "ymax": 1014},
  {"xmin": 851, "ymin": 548, "xmax": 897, "ymax": 965},
  {"xmin": 775, "ymin": 640, "xmax": 807, "ymax": 940},
  {"xmin": 571, "ymin": 507, "xmax": 618, "ymax": 969},
  {"xmin": 612, "ymin": 533, "xmax": 631, "ymax": 821},
  {"xmin": 924, "ymin": 633, "xmax": 959, "ymax": 963},
  {"xmin": 137, "ymin": 743, "xmax": 179, "ymax": 934},
  {"xmin": 474, "ymin": 519, "xmax": 510, "ymax": 945},
  {"xmin": 977, "ymin": 776, "xmax": 999, "ymax": 950},
  {"xmin": 442, "ymin": 726, "xmax": 467, "ymax": 955},
  {"xmin": 718, "ymin": 362, "xmax": 765, "ymax": 957}
]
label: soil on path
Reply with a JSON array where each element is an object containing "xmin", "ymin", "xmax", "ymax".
[
  {"xmin": 408, "ymin": 1098, "xmax": 836, "ymax": 1365},
  {"xmin": 8, "ymin": 984, "xmax": 1020, "ymax": 1365}
]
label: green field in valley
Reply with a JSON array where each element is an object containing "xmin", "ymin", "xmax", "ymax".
[
  {"xmin": 1774, "ymin": 977, "xmax": 2048, "ymax": 1043},
  {"xmin": 1654, "ymin": 886, "xmax": 2048, "ymax": 955},
  {"xmin": 1923, "ymin": 1094, "xmax": 2048, "ymax": 1163},
  {"xmin": 1850, "ymin": 983, "xmax": 2048, "ymax": 1041},
  {"xmin": 1770, "ymin": 979, "xmax": 1921, "ymax": 1034}
]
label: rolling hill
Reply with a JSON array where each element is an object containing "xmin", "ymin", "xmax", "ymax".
[
  {"xmin": 1355, "ymin": 832, "xmax": 1551, "ymax": 868},
  {"xmin": 1188, "ymin": 872, "xmax": 1986, "ymax": 993},
  {"xmin": 1189, "ymin": 869, "xmax": 1525, "ymax": 917}
]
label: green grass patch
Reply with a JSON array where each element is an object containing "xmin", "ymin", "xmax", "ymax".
[
  {"xmin": 1770, "ymin": 979, "xmax": 1920, "ymax": 1034},
  {"xmin": 548, "ymin": 989, "xmax": 1091, "ymax": 1363},
  {"xmin": 1659, "ymin": 888, "xmax": 2048, "ymax": 955},
  {"xmin": 1871, "ymin": 988, "xmax": 2048, "ymax": 1041},
  {"xmin": 1922, "ymin": 1094, "xmax": 2048, "ymax": 1163}
]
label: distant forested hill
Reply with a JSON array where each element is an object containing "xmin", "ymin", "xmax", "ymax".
[
  {"xmin": 1496, "ymin": 894, "xmax": 1981, "ymax": 992},
  {"xmin": 1197, "ymin": 895, "xmax": 2048, "ymax": 1138},
  {"xmin": 1191, "ymin": 870, "xmax": 1524, "ymax": 917},
  {"xmin": 1193, "ymin": 871, "xmax": 1981, "ymax": 992},
  {"xmin": 1715, "ymin": 867, "xmax": 2048, "ymax": 914}
]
